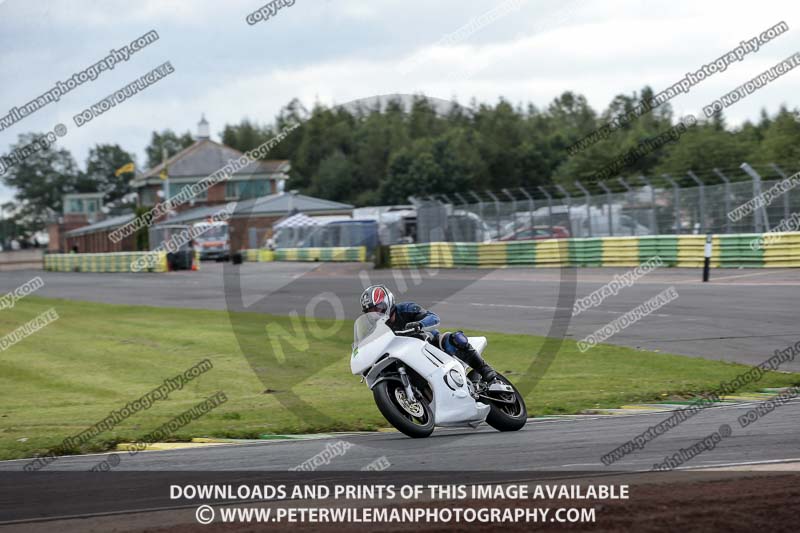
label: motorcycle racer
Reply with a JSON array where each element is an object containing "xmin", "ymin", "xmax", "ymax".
[{"xmin": 359, "ymin": 284, "xmax": 499, "ymax": 383}]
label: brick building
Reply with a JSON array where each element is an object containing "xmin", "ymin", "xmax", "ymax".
[
  {"xmin": 57, "ymin": 116, "xmax": 353, "ymax": 253},
  {"xmin": 153, "ymin": 192, "xmax": 353, "ymax": 251},
  {"xmin": 130, "ymin": 116, "xmax": 291, "ymax": 209},
  {"xmin": 63, "ymin": 213, "xmax": 137, "ymax": 253}
]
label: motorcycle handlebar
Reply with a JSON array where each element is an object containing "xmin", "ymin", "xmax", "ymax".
[{"xmin": 395, "ymin": 329, "xmax": 433, "ymax": 342}]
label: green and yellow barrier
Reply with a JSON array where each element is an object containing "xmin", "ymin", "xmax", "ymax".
[
  {"xmin": 718, "ymin": 234, "xmax": 761, "ymax": 268},
  {"xmin": 44, "ymin": 252, "xmax": 168, "ymax": 273},
  {"xmin": 389, "ymin": 232, "xmax": 800, "ymax": 269},
  {"xmin": 242, "ymin": 246, "xmax": 366, "ymax": 263},
  {"xmin": 758, "ymin": 232, "xmax": 800, "ymax": 268},
  {"xmin": 242, "ymin": 249, "xmax": 275, "ymax": 262},
  {"xmin": 638, "ymin": 236, "xmax": 678, "ymax": 266}
]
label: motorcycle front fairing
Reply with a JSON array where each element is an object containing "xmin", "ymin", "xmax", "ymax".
[{"xmin": 351, "ymin": 314, "xmax": 490, "ymax": 427}]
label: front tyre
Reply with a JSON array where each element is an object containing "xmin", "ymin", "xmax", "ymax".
[{"xmin": 373, "ymin": 380, "xmax": 434, "ymax": 438}]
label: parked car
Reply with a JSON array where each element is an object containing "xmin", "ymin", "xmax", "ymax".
[
  {"xmin": 193, "ymin": 220, "xmax": 230, "ymax": 261},
  {"xmin": 499, "ymin": 225, "xmax": 570, "ymax": 241}
]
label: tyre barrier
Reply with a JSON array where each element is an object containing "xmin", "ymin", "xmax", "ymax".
[
  {"xmin": 389, "ymin": 232, "xmax": 800, "ymax": 268},
  {"xmin": 44, "ymin": 252, "xmax": 168, "ymax": 273},
  {"xmin": 242, "ymin": 249, "xmax": 275, "ymax": 262},
  {"xmin": 240, "ymin": 246, "xmax": 366, "ymax": 262}
]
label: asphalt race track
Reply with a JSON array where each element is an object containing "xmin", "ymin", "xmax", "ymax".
[
  {"xmin": 2, "ymin": 396, "xmax": 799, "ymax": 473},
  {"xmin": 2, "ymin": 263, "xmax": 797, "ymax": 469},
  {"xmin": 2, "ymin": 262, "xmax": 798, "ymax": 369},
  {"xmin": 2, "ymin": 263, "xmax": 799, "ymax": 528}
]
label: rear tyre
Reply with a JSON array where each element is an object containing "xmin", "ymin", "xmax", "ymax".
[
  {"xmin": 469, "ymin": 371, "xmax": 527, "ymax": 432},
  {"xmin": 373, "ymin": 380, "xmax": 434, "ymax": 438}
]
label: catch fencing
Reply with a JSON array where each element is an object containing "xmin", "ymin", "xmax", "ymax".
[{"xmin": 412, "ymin": 163, "xmax": 800, "ymax": 242}]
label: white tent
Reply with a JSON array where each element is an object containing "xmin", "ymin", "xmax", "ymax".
[{"xmin": 273, "ymin": 212, "xmax": 320, "ymax": 229}]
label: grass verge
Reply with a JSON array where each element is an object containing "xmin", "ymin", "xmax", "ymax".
[{"xmin": 0, "ymin": 296, "xmax": 798, "ymax": 461}]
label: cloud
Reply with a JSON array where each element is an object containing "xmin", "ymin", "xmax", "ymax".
[{"xmin": 1, "ymin": 0, "xmax": 798, "ymax": 184}]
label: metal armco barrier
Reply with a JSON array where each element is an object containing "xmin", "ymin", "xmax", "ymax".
[
  {"xmin": 389, "ymin": 233, "xmax": 800, "ymax": 268},
  {"xmin": 44, "ymin": 252, "xmax": 168, "ymax": 273},
  {"xmin": 241, "ymin": 246, "xmax": 366, "ymax": 262}
]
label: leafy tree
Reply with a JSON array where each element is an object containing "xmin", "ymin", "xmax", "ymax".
[
  {"xmin": 221, "ymin": 119, "xmax": 266, "ymax": 153},
  {"xmin": 310, "ymin": 151, "xmax": 354, "ymax": 201},
  {"xmin": 759, "ymin": 107, "xmax": 800, "ymax": 169},
  {"xmin": 144, "ymin": 130, "xmax": 194, "ymax": 169},
  {"xmin": 1, "ymin": 132, "xmax": 84, "ymax": 233},
  {"xmin": 191, "ymin": 93, "xmax": 798, "ymax": 206},
  {"xmin": 656, "ymin": 118, "xmax": 752, "ymax": 179},
  {"xmin": 85, "ymin": 144, "xmax": 137, "ymax": 205}
]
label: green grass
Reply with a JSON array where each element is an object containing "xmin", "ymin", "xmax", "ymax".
[{"xmin": 1, "ymin": 296, "xmax": 798, "ymax": 461}]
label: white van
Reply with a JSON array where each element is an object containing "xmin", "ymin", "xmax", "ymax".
[{"xmin": 193, "ymin": 221, "xmax": 230, "ymax": 260}]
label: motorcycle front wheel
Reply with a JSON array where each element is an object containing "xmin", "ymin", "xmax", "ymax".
[{"xmin": 373, "ymin": 380, "xmax": 435, "ymax": 438}]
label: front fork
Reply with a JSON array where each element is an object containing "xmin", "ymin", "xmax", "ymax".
[{"xmin": 397, "ymin": 365, "xmax": 417, "ymax": 403}]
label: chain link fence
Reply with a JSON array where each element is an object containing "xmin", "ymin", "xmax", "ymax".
[
  {"xmin": 253, "ymin": 163, "xmax": 799, "ymax": 248},
  {"xmin": 411, "ymin": 163, "xmax": 800, "ymax": 242}
]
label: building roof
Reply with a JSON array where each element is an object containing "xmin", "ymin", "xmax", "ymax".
[
  {"xmin": 154, "ymin": 193, "xmax": 353, "ymax": 226},
  {"xmin": 64, "ymin": 213, "xmax": 135, "ymax": 237},
  {"xmin": 273, "ymin": 212, "xmax": 321, "ymax": 229},
  {"xmin": 131, "ymin": 138, "xmax": 290, "ymax": 187}
]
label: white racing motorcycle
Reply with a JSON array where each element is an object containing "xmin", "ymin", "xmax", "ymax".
[{"xmin": 350, "ymin": 312, "xmax": 527, "ymax": 438}]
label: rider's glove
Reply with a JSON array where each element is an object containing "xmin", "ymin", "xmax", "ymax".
[{"xmin": 406, "ymin": 321, "xmax": 422, "ymax": 333}]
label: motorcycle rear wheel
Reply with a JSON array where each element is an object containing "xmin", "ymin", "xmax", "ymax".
[
  {"xmin": 470, "ymin": 371, "xmax": 528, "ymax": 432},
  {"xmin": 373, "ymin": 380, "xmax": 435, "ymax": 438}
]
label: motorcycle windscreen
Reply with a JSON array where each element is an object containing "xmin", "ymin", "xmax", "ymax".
[
  {"xmin": 351, "ymin": 313, "xmax": 393, "ymax": 374},
  {"xmin": 353, "ymin": 312, "xmax": 384, "ymax": 346}
]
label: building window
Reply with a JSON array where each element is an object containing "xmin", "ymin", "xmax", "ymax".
[
  {"xmin": 169, "ymin": 183, "xmax": 207, "ymax": 201},
  {"xmin": 140, "ymin": 188, "xmax": 156, "ymax": 206},
  {"xmin": 68, "ymin": 198, "xmax": 84, "ymax": 213},
  {"xmin": 225, "ymin": 180, "xmax": 237, "ymax": 199},
  {"xmin": 225, "ymin": 179, "xmax": 271, "ymax": 200}
]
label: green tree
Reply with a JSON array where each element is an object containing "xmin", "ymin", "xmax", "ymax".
[
  {"xmin": 85, "ymin": 144, "xmax": 137, "ymax": 205},
  {"xmin": 144, "ymin": 130, "xmax": 194, "ymax": 169},
  {"xmin": 759, "ymin": 107, "xmax": 800, "ymax": 169},
  {"xmin": 655, "ymin": 117, "xmax": 751, "ymax": 179},
  {"xmin": 209, "ymin": 94, "xmax": 800, "ymax": 207},
  {"xmin": 1, "ymin": 132, "xmax": 84, "ymax": 233},
  {"xmin": 310, "ymin": 151, "xmax": 354, "ymax": 201}
]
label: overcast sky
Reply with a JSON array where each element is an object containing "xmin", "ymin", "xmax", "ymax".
[{"xmin": 1, "ymin": 0, "xmax": 799, "ymax": 205}]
